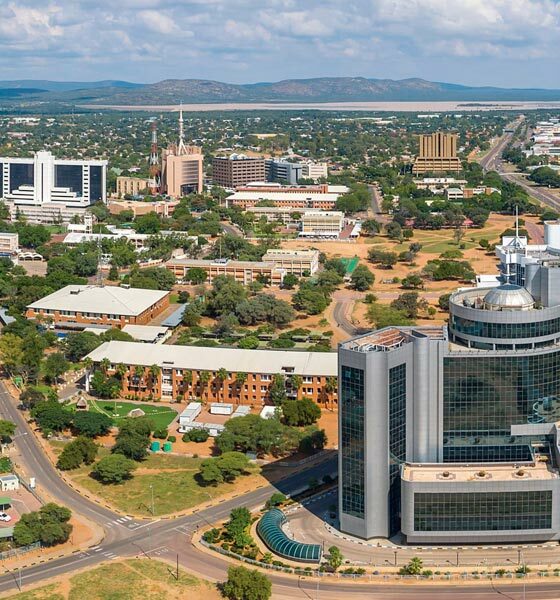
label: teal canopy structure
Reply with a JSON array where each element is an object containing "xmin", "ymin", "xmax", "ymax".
[{"xmin": 257, "ymin": 508, "xmax": 322, "ymax": 563}]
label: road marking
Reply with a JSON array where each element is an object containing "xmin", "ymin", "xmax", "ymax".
[{"xmin": 132, "ymin": 519, "xmax": 161, "ymax": 530}]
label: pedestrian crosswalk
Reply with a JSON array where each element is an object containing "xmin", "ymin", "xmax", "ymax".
[
  {"xmin": 104, "ymin": 516, "xmax": 143, "ymax": 530},
  {"xmin": 89, "ymin": 546, "xmax": 118, "ymax": 560}
]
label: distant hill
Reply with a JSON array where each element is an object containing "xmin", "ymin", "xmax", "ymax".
[
  {"xmin": 1, "ymin": 76, "xmax": 560, "ymax": 105},
  {"xmin": 0, "ymin": 80, "xmax": 142, "ymax": 92},
  {"xmin": 75, "ymin": 77, "xmax": 560, "ymax": 105}
]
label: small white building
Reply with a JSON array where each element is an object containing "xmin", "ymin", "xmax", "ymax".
[{"xmin": 0, "ymin": 474, "xmax": 19, "ymax": 492}]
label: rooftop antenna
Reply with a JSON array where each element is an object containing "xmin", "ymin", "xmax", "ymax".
[
  {"xmin": 149, "ymin": 120, "xmax": 161, "ymax": 193},
  {"xmin": 177, "ymin": 102, "xmax": 187, "ymax": 155}
]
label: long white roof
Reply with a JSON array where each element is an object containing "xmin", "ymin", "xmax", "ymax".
[
  {"xmin": 27, "ymin": 285, "xmax": 169, "ymax": 317},
  {"xmin": 86, "ymin": 341, "xmax": 338, "ymax": 376}
]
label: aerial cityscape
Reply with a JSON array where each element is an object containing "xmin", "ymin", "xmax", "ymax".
[{"xmin": 2, "ymin": 1, "xmax": 560, "ymax": 599}]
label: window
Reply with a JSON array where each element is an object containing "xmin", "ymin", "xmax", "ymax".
[
  {"xmin": 444, "ymin": 350, "xmax": 560, "ymax": 438},
  {"xmin": 389, "ymin": 363, "xmax": 406, "ymax": 536},
  {"xmin": 414, "ymin": 491, "xmax": 552, "ymax": 532},
  {"xmin": 340, "ymin": 366, "xmax": 365, "ymax": 519}
]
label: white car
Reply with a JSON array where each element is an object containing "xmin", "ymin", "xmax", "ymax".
[{"xmin": 0, "ymin": 513, "xmax": 11, "ymax": 522}]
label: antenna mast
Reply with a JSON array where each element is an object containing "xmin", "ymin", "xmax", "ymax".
[
  {"xmin": 177, "ymin": 102, "xmax": 187, "ymax": 155},
  {"xmin": 149, "ymin": 121, "xmax": 161, "ymax": 193}
]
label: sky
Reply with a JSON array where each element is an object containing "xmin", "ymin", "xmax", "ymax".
[{"xmin": 1, "ymin": 0, "xmax": 559, "ymax": 88}]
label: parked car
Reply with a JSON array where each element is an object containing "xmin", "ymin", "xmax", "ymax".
[{"xmin": 0, "ymin": 513, "xmax": 12, "ymax": 522}]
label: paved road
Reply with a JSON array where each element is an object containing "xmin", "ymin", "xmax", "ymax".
[{"xmin": 5, "ymin": 383, "xmax": 560, "ymax": 598}]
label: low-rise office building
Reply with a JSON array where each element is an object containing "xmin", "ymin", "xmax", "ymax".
[
  {"xmin": 227, "ymin": 183, "xmax": 347, "ymax": 210},
  {"xmin": 86, "ymin": 341, "xmax": 338, "ymax": 407},
  {"xmin": 262, "ymin": 249, "xmax": 320, "ymax": 276},
  {"xmin": 26, "ymin": 285, "xmax": 170, "ymax": 330},
  {"xmin": 0, "ymin": 232, "xmax": 18, "ymax": 257},
  {"xmin": 165, "ymin": 257, "xmax": 285, "ymax": 285},
  {"xmin": 115, "ymin": 177, "xmax": 154, "ymax": 197},
  {"xmin": 300, "ymin": 211, "xmax": 344, "ymax": 238},
  {"xmin": 108, "ymin": 200, "xmax": 179, "ymax": 218}
]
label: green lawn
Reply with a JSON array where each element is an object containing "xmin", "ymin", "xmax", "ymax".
[
  {"xmin": 88, "ymin": 399, "xmax": 178, "ymax": 429},
  {"xmin": 340, "ymin": 256, "xmax": 359, "ymax": 274},
  {"xmin": 7, "ymin": 558, "xmax": 218, "ymax": 600},
  {"xmin": 50, "ymin": 444, "xmax": 260, "ymax": 516}
]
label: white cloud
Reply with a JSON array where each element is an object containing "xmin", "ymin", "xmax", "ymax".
[{"xmin": 0, "ymin": 0, "xmax": 559, "ymax": 84}]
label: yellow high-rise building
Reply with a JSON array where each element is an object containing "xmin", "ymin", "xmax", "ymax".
[{"xmin": 413, "ymin": 132, "xmax": 462, "ymax": 174}]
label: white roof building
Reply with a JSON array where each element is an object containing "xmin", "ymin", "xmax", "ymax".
[
  {"xmin": 86, "ymin": 340, "xmax": 338, "ymax": 377},
  {"xmin": 27, "ymin": 285, "xmax": 169, "ymax": 318}
]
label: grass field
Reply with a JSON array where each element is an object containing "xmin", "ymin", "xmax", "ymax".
[
  {"xmin": 4, "ymin": 558, "xmax": 220, "ymax": 600},
  {"xmin": 340, "ymin": 256, "xmax": 359, "ymax": 274},
  {"xmin": 88, "ymin": 399, "xmax": 178, "ymax": 429},
  {"xmin": 49, "ymin": 444, "xmax": 260, "ymax": 516}
]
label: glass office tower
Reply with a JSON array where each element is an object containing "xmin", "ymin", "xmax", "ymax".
[{"xmin": 339, "ymin": 276, "xmax": 560, "ymax": 543}]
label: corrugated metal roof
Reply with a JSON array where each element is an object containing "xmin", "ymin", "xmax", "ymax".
[{"xmin": 86, "ymin": 340, "xmax": 337, "ymax": 377}]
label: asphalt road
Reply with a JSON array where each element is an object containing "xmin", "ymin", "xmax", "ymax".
[{"xmin": 3, "ymin": 381, "xmax": 560, "ymax": 597}]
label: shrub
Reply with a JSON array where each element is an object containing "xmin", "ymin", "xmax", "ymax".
[
  {"xmin": 185, "ymin": 428, "xmax": 210, "ymax": 443},
  {"xmin": 92, "ymin": 454, "xmax": 136, "ymax": 483}
]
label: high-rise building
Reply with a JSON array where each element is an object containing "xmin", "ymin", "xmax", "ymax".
[
  {"xmin": 212, "ymin": 154, "xmax": 266, "ymax": 188},
  {"xmin": 339, "ymin": 224, "xmax": 560, "ymax": 543},
  {"xmin": 412, "ymin": 132, "xmax": 462, "ymax": 175},
  {"xmin": 161, "ymin": 106, "xmax": 204, "ymax": 197},
  {"xmin": 0, "ymin": 150, "xmax": 107, "ymax": 222}
]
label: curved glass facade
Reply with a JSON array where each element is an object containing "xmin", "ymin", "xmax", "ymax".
[
  {"xmin": 450, "ymin": 314, "xmax": 560, "ymax": 340},
  {"xmin": 443, "ymin": 350, "xmax": 560, "ymax": 436},
  {"xmin": 257, "ymin": 509, "xmax": 322, "ymax": 562},
  {"xmin": 414, "ymin": 491, "xmax": 552, "ymax": 532}
]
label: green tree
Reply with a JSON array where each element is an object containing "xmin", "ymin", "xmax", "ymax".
[
  {"xmin": 185, "ymin": 267, "xmax": 207, "ymax": 285},
  {"xmin": 31, "ymin": 401, "xmax": 73, "ymax": 433},
  {"xmin": 0, "ymin": 420, "xmax": 16, "ymax": 443},
  {"xmin": 92, "ymin": 454, "xmax": 137, "ymax": 483},
  {"xmin": 56, "ymin": 437, "xmax": 98, "ymax": 470},
  {"xmin": 181, "ymin": 304, "xmax": 202, "ymax": 327},
  {"xmin": 282, "ymin": 398, "xmax": 321, "ymax": 427},
  {"xmin": 237, "ymin": 336, "xmax": 259, "ymax": 350},
  {"xmin": 198, "ymin": 452, "xmax": 250, "ymax": 485},
  {"xmin": 222, "ymin": 566, "xmax": 271, "ymax": 600},
  {"xmin": 399, "ymin": 557, "xmax": 424, "ymax": 575},
  {"xmin": 327, "ymin": 546, "xmax": 343, "ymax": 572},
  {"xmin": 134, "ymin": 212, "xmax": 161, "ymax": 234},
  {"xmin": 43, "ymin": 352, "xmax": 70, "ymax": 383},
  {"xmin": 292, "ymin": 287, "xmax": 328, "ymax": 315},
  {"xmin": 350, "ymin": 264, "xmax": 375, "ymax": 291},
  {"xmin": 401, "ymin": 274, "xmax": 424, "ymax": 289},
  {"xmin": 72, "ymin": 412, "xmax": 112, "ymax": 438},
  {"xmin": 281, "ymin": 273, "xmax": 299, "ymax": 289},
  {"xmin": 269, "ymin": 374, "xmax": 286, "ymax": 406}
]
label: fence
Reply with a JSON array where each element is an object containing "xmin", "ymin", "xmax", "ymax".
[
  {"xmin": 200, "ymin": 539, "xmax": 560, "ymax": 583},
  {"xmin": 0, "ymin": 542, "xmax": 41, "ymax": 561}
]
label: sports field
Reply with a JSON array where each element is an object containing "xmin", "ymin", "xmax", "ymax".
[{"xmin": 89, "ymin": 399, "xmax": 178, "ymax": 429}]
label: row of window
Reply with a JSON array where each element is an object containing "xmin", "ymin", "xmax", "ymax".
[
  {"xmin": 451, "ymin": 315, "xmax": 560, "ymax": 340},
  {"xmin": 340, "ymin": 366, "xmax": 365, "ymax": 519},
  {"xmin": 443, "ymin": 351, "xmax": 560, "ymax": 436},
  {"xmin": 414, "ymin": 491, "xmax": 552, "ymax": 532}
]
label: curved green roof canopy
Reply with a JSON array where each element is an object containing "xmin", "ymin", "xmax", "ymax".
[{"xmin": 257, "ymin": 508, "xmax": 322, "ymax": 563}]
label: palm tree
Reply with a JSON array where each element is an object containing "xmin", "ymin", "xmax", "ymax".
[
  {"xmin": 115, "ymin": 363, "xmax": 127, "ymax": 379},
  {"xmin": 324, "ymin": 377, "xmax": 337, "ymax": 410},
  {"xmin": 235, "ymin": 372, "xmax": 247, "ymax": 405},
  {"xmin": 100, "ymin": 358, "xmax": 110, "ymax": 374},
  {"xmin": 199, "ymin": 371, "xmax": 211, "ymax": 403},
  {"xmin": 290, "ymin": 375, "xmax": 303, "ymax": 399},
  {"xmin": 216, "ymin": 368, "xmax": 228, "ymax": 403},
  {"xmin": 149, "ymin": 364, "xmax": 161, "ymax": 395},
  {"xmin": 182, "ymin": 370, "xmax": 193, "ymax": 401}
]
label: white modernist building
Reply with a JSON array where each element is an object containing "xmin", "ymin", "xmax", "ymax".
[{"xmin": 0, "ymin": 151, "xmax": 107, "ymax": 223}]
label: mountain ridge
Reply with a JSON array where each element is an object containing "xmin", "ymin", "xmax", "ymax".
[{"xmin": 2, "ymin": 77, "xmax": 560, "ymax": 104}]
